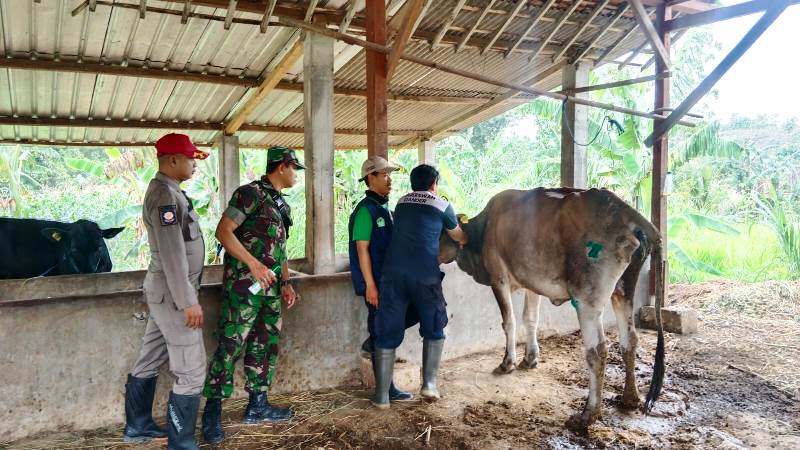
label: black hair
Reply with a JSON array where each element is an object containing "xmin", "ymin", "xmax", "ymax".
[
  {"xmin": 410, "ymin": 164, "xmax": 439, "ymax": 191},
  {"xmin": 362, "ymin": 171, "xmax": 379, "ymax": 187},
  {"xmin": 266, "ymin": 160, "xmax": 287, "ymax": 174}
]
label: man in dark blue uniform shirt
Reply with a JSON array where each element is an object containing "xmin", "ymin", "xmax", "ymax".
[{"xmin": 371, "ymin": 164, "xmax": 466, "ymax": 409}]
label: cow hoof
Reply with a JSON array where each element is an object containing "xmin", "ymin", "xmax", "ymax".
[
  {"xmin": 617, "ymin": 394, "xmax": 641, "ymax": 410},
  {"xmin": 493, "ymin": 361, "xmax": 516, "ymax": 375},
  {"xmin": 566, "ymin": 410, "xmax": 600, "ymax": 431},
  {"xmin": 518, "ymin": 357, "xmax": 538, "ymax": 370}
]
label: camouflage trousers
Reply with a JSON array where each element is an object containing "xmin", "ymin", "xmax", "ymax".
[{"xmin": 203, "ymin": 287, "xmax": 282, "ymax": 399}]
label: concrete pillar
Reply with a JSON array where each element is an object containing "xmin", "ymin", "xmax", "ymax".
[
  {"xmin": 417, "ymin": 139, "xmax": 436, "ymax": 165},
  {"xmin": 560, "ymin": 61, "xmax": 590, "ymax": 188},
  {"xmin": 217, "ymin": 135, "xmax": 240, "ymax": 208},
  {"xmin": 303, "ymin": 23, "xmax": 336, "ymax": 275}
]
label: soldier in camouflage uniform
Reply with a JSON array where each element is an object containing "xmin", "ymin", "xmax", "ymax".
[{"xmin": 200, "ymin": 147, "xmax": 303, "ymax": 444}]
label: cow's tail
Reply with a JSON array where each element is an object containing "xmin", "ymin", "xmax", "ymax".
[{"xmin": 625, "ymin": 207, "xmax": 665, "ymax": 414}]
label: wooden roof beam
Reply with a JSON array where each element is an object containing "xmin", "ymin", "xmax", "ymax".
[
  {"xmin": 645, "ymin": 3, "xmax": 787, "ymax": 146},
  {"xmin": 528, "ymin": 0, "xmax": 583, "ymax": 62},
  {"xmin": 505, "ymin": 0, "xmax": 557, "ymax": 57},
  {"xmin": 339, "ymin": 0, "xmax": 360, "ymax": 33},
  {"xmin": 571, "ymin": 3, "xmax": 629, "ymax": 63},
  {"xmin": 594, "ymin": 7, "xmax": 652, "ymax": 64},
  {"xmin": 431, "ymin": 0, "xmax": 467, "ymax": 48},
  {"xmin": 387, "ymin": 0, "xmax": 425, "ymax": 82},
  {"xmin": 551, "ymin": 0, "xmax": 612, "ymax": 63},
  {"xmin": 666, "ymin": 0, "xmax": 800, "ymax": 31},
  {"xmin": 223, "ymin": 38, "xmax": 304, "ymax": 135},
  {"xmin": 481, "ymin": 0, "xmax": 527, "ymax": 56},
  {"xmin": 629, "ymin": 0, "xmax": 671, "ymax": 69},
  {"xmin": 560, "ymin": 71, "xmax": 670, "ymax": 94},
  {"xmin": 456, "ymin": 0, "xmax": 497, "ymax": 53},
  {"xmin": 182, "ymin": 0, "xmax": 192, "ymax": 24},
  {"xmin": 641, "ymin": 28, "xmax": 687, "ymax": 71},
  {"xmin": 224, "ymin": 0, "xmax": 236, "ymax": 30},
  {"xmin": 260, "ymin": 0, "xmax": 277, "ymax": 32},
  {"xmin": 305, "ymin": 0, "xmax": 320, "ymax": 22}
]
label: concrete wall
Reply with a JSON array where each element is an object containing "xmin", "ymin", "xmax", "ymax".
[{"xmin": 0, "ymin": 262, "xmax": 645, "ymax": 440}]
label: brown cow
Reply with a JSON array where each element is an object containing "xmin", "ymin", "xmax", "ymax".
[{"xmin": 439, "ymin": 187, "xmax": 665, "ymax": 430}]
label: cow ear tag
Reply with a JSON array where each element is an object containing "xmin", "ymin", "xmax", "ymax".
[
  {"xmin": 457, "ymin": 213, "xmax": 469, "ymax": 224},
  {"xmin": 51, "ymin": 231, "xmax": 62, "ymax": 242}
]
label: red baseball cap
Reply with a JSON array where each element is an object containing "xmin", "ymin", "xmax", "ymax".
[{"xmin": 155, "ymin": 133, "xmax": 209, "ymax": 160}]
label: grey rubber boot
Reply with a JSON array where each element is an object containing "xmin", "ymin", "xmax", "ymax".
[
  {"xmin": 421, "ymin": 338, "xmax": 445, "ymax": 400},
  {"xmin": 371, "ymin": 348, "xmax": 395, "ymax": 409}
]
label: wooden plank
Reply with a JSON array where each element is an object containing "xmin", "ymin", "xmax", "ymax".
[
  {"xmin": 666, "ymin": 0, "xmax": 800, "ymax": 31},
  {"xmin": 630, "ymin": 0, "xmax": 671, "ymax": 69},
  {"xmin": 139, "ymin": 0, "xmax": 147, "ymax": 19},
  {"xmin": 339, "ymin": 0, "xmax": 359, "ymax": 33},
  {"xmin": 305, "ymin": 0, "xmax": 320, "ymax": 22},
  {"xmin": 387, "ymin": 0, "xmax": 425, "ymax": 82},
  {"xmin": 594, "ymin": 7, "xmax": 650, "ymax": 63},
  {"xmin": 456, "ymin": 0, "xmax": 497, "ymax": 53},
  {"xmin": 431, "ymin": 0, "xmax": 467, "ymax": 48},
  {"xmin": 641, "ymin": 29, "xmax": 686, "ymax": 71},
  {"xmin": 224, "ymin": 0, "xmax": 237, "ymax": 30},
  {"xmin": 562, "ymin": 72, "xmax": 670, "ymax": 94},
  {"xmin": 88, "ymin": 0, "xmax": 96, "ymax": 12},
  {"xmin": 551, "ymin": 0, "xmax": 612, "ymax": 63},
  {"xmin": 528, "ymin": 0, "xmax": 582, "ymax": 62},
  {"xmin": 278, "ymin": 15, "xmax": 696, "ymax": 127},
  {"xmin": 223, "ymin": 38, "xmax": 304, "ymax": 135},
  {"xmin": 618, "ymin": 39, "xmax": 650, "ymax": 69},
  {"xmin": 481, "ymin": 0, "xmax": 527, "ymax": 55},
  {"xmin": 366, "ymin": 0, "xmax": 388, "ymax": 158},
  {"xmin": 260, "ymin": 0, "xmax": 277, "ymax": 33},
  {"xmin": 571, "ymin": 3, "xmax": 629, "ymax": 63},
  {"xmin": 644, "ymin": 3, "xmax": 787, "ymax": 146}
]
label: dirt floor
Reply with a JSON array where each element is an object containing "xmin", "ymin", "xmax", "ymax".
[{"xmin": 4, "ymin": 280, "xmax": 799, "ymax": 450}]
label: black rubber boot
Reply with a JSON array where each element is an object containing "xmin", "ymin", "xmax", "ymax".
[
  {"xmin": 371, "ymin": 348, "xmax": 395, "ymax": 409},
  {"xmin": 241, "ymin": 392, "xmax": 293, "ymax": 424},
  {"xmin": 201, "ymin": 398, "xmax": 224, "ymax": 444},
  {"xmin": 389, "ymin": 382, "xmax": 413, "ymax": 401},
  {"xmin": 166, "ymin": 392, "xmax": 201, "ymax": 450},
  {"xmin": 122, "ymin": 374, "xmax": 167, "ymax": 443},
  {"xmin": 421, "ymin": 338, "xmax": 445, "ymax": 400}
]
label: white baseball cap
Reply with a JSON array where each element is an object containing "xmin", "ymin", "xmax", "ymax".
[{"xmin": 360, "ymin": 156, "xmax": 398, "ymax": 179}]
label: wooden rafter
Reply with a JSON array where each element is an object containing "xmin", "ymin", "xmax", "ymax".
[
  {"xmin": 506, "ymin": 0, "xmax": 557, "ymax": 57},
  {"xmin": 139, "ymin": 0, "xmax": 147, "ymax": 19},
  {"xmin": 641, "ymin": 29, "xmax": 687, "ymax": 71},
  {"xmin": 431, "ymin": 0, "xmax": 466, "ymax": 48},
  {"xmin": 551, "ymin": 0, "xmax": 612, "ymax": 63},
  {"xmin": 224, "ymin": 0, "xmax": 237, "ymax": 30},
  {"xmin": 339, "ymin": 0, "xmax": 359, "ymax": 32},
  {"xmin": 482, "ymin": 0, "xmax": 527, "ymax": 56},
  {"xmin": 387, "ymin": 0, "xmax": 425, "ymax": 82},
  {"xmin": 456, "ymin": 0, "xmax": 497, "ymax": 53},
  {"xmin": 618, "ymin": 39, "xmax": 649, "ymax": 69},
  {"xmin": 224, "ymin": 38, "xmax": 304, "ymax": 135},
  {"xmin": 629, "ymin": 0, "xmax": 671, "ymax": 69},
  {"xmin": 305, "ymin": 0, "xmax": 319, "ymax": 22},
  {"xmin": 260, "ymin": 0, "xmax": 277, "ymax": 33},
  {"xmin": 89, "ymin": 0, "xmax": 97, "ymax": 12},
  {"xmin": 594, "ymin": 7, "xmax": 652, "ymax": 64},
  {"xmin": 528, "ymin": 0, "xmax": 583, "ymax": 62},
  {"xmin": 666, "ymin": 0, "xmax": 800, "ymax": 31},
  {"xmin": 644, "ymin": 3, "xmax": 787, "ymax": 146},
  {"xmin": 571, "ymin": 3, "xmax": 629, "ymax": 63},
  {"xmin": 561, "ymin": 72, "xmax": 670, "ymax": 94},
  {"xmin": 181, "ymin": 0, "xmax": 192, "ymax": 24}
]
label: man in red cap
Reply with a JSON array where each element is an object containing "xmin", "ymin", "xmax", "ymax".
[{"xmin": 123, "ymin": 133, "xmax": 209, "ymax": 450}]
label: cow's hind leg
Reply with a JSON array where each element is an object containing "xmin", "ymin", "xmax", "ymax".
[
  {"xmin": 612, "ymin": 291, "xmax": 641, "ymax": 409},
  {"xmin": 518, "ymin": 291, "xmax": 541, "ymax": 370},
  {"xmin": 567, "ymin": 300, "xmax": 607, "ymax": 431},
  {"xmin": 491, "ymin": 283, "xmax": 517, "ymax": 374}
]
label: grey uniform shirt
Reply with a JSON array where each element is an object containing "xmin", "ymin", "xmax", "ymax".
[{"xmin": 142, "ymin": 172, "xmax": 205, "ymax": 310}]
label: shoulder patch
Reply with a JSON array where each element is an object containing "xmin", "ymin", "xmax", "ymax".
[
  {"xmin": 159, "ymin": 205, "xmax": 178, "ymax": 226},
  {"xmin": 398, "ymin": 191, "xmax": 449, "ymax": 212}
]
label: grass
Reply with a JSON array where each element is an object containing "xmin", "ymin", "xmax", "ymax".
[{"xmin": 669, "ymin": 223, "xmax": 794, "ymax": 283}]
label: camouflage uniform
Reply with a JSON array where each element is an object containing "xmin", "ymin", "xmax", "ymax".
[{"xmin": 203, "ymin": 177, "xmax": 290, "ymax": 399}]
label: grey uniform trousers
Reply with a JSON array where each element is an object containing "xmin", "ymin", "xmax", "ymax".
[{"xmin": 131, "ymin": 290, "xmax": 206, "ymax": 396}]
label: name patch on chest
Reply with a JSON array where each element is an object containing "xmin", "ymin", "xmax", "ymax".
[{"xmin": 159, "ymin": 205, "xmax": 178, "ymax": 226}]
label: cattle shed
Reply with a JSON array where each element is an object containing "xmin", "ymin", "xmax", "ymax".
[{"xmin": 0, "ymin": 0, "xmax": 787, "ymax": 442}]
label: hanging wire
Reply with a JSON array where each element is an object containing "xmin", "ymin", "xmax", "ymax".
[{"xmin": 560, "ymin": 99, "xmax": 625, "ymax": 146}]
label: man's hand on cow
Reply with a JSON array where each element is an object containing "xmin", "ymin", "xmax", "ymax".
[
  {"xmin": 458, "ymin": 234, "xmax": 468, "ymax": 249},
  {"xmin": 184, "ymin": 304, "xmax": 204, "ymax": 329},
  {"xmin": 249, "ymin": 261, "xmax": 277, "ymax": 289},
  {"xmin": 282, "ymin": 284, "xmax": 298, "ymax": 309},
  {"xmin": 365, "ymin": 283, "xmax": 379, "ymax": 307}
]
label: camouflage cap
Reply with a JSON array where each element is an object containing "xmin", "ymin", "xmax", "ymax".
[{"xmin": 267, "ymin": 146, "xmax": 305, "ymax": 170}]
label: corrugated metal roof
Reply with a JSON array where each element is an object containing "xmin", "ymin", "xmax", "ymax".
[{"xmin": 0, "ymin": 0, "xmax": 705, "ymax": 150}]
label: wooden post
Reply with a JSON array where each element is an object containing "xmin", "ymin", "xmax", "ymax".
[
  {"xmin": 560, "ymin": 62, "xmax": 590, "ymax": 188},
  {"xmin": 366, "ymin": 0, "xmax": 388, "ymax": 158},
  {"xmin": 303, "ymin": 17, "xmax": 336, "ymax": 275},
  {"xmin": 650, "ymin": 4, "xmax": 671, "ymax": 304},
  {"xmin": 217, "ymin": 135, "xmax": 240, "ymax": 211}
]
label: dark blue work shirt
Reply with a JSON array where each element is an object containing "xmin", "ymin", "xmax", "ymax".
[{"xmin": 383, "ymin": 191, "xmax": 458, "ymax": 284}]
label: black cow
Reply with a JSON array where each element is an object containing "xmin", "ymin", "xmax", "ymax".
[{"xmin": 0, "ymin": 218, "xmax": 125, "ymax": 279}]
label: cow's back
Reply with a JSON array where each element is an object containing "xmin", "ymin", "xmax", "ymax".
[{"xmin": 0, "ymin": 218, "xmax": 64, "ymax": 279}]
